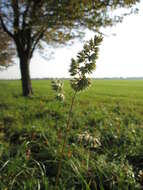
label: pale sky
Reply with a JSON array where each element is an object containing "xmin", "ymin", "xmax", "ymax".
[{"xmin": 0, "ymin": 2, "xmax": 143, "ymax": 79}]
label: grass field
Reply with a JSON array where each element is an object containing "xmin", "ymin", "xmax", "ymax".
[{"xmin": 0, "ymin": 79, "xmax": 143, "ymax": 190}]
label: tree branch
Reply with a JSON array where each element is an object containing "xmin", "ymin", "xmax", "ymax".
[
  {"xmin": 30, "ymin": 27, "xmax": 47, "ymax": 57},
  {"xmin": 30, "ymin": 33, "xmax": 43, "ymax": 57},
  {"xmin": 0, "ymin": 16, "xmax": 14, "ymax": 39},
  {"xmin": 22, "ymin": 2, "xmax": 31, "ymax": 29},
  {"xmin": 11, "ymin": 0, "xmax": 19, "ymax": 31}
]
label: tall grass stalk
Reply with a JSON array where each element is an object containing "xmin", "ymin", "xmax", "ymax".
[
  {"xmin": 55, "ymin": 91, "xmax": 77, "ymax": 188},
  {"xmin": 55, "ymin": 35, "xmax": 103, "ymax": 188}
]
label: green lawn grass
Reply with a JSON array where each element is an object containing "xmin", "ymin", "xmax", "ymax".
[{"xmin": 0, "ymin": 79, "xmax": 143, "ymax": 190}]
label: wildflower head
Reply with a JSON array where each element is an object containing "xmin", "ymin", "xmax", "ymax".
[
  {"xmin": 69, "ymin": 35, "xmax": 103, "ymax": 92},
  {"xmin": 51, "ymin": 80, "xmax": 64, "ymax": 101}
]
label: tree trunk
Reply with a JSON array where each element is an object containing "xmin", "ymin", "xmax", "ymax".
[{"xmin": 19, "ymin": 54, "xmax": 33, "ymax": 96}]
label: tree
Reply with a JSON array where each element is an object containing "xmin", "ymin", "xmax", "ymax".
[
  {"xmin": 0, "ymin": 0, "xmax": 139, "ymax": 96},
  {"xmin": 0, "ymin": 25, "xmax": 14, "ymax": 70}
]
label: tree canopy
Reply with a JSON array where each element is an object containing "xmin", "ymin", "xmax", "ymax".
[
  {"xmin": 0, "ymin": 0, "xmax": 140, "ymax": 96},
  {"xmin": 0, "ymin": 0, "xmax": 139, "ymax": 51}
]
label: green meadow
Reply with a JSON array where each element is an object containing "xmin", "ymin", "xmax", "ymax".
[{"xmin": 0, "ymin": 79, "xmax": 143, "ymax": 190}]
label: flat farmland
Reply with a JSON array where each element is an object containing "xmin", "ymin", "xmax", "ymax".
[{"xmin": 0, "ymin": 79, "xmax": 143, "ymax": 190}]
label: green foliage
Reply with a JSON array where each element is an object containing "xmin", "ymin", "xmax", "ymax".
[
  {"xmin": 51, "ymin": 35, "xmax": 103, "ymax": 97},
  {"xmin": 69, "ymin": 36, "xmax": 103, "ymax": 92}
]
